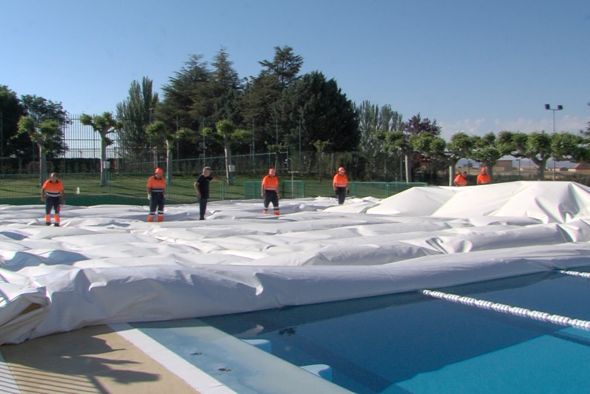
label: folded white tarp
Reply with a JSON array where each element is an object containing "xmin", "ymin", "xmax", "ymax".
[{"xmin": 2, "ymin": 181, "xmax": 590, "ymax": 344}]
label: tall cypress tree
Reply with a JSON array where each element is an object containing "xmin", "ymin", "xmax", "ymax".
[{"xmin": 116, "ymin": 77, "xmax": 159, "ymax": 158}]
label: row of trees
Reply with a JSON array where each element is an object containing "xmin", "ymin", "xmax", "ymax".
[{"xmin": 2, "ymin": 45, "xmax": 589, "ymax": 185}]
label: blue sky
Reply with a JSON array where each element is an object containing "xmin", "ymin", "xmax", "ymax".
[{"xmin": 1, "ymin": 0, "xmax": 588, "ymax": 139}]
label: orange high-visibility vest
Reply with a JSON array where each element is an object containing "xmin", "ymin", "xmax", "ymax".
[
  {"xmin": 453, "ymin": 174, "xmax": 467, "ymax": 186},
  {"xmin": 333, "ymin": 173, "xmax": 349, "ymax": 188},
  {"xmin": 147, "ymin": 176, "xmax": 166, "ymax": 192},
  {"xmin": 477, "ymin": 174, "xmax": 491, "ymax": 185},
  {"xmin": 261, "ymin": 175, "xmax": 279, "ymax": 191},
  {"xmin": 42, "ymin": 180, "xmax": 64, "ymax": 197}
]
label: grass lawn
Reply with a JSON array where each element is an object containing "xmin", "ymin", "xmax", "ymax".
[{"xmin": 0, "ymin": 173, "xmax": 421, "ymax": 205}]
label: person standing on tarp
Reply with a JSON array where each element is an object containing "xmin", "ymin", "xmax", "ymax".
[
  {"xmin": 454, "ymin": 170, "xmax": 468, "ymax": 186},
  {"xmin": 477, "ymin": 167, "xmax": 492, "ymax": 185},
  {"xmin": 194, "ymin": 166, "xmax": 213, "ymax": 220},
  {"xmin": 41, "ymin": 172, "xmax": 65, "ymax": 226},
  {"xmin": 261, "ymin": 166, "xmax": 280, "ymax": 215},
  {"xmin": 333, "ymin": 166, "xmax": 349, "ymax": 205},
  {"xmin": 146, "ymin": 167, "xmax": 166, "ymax": 222}
]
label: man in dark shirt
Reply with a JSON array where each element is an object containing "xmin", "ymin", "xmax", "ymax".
[{"xmin": 194, "ymin": 166, "xmax": 213, "ymax": 220}]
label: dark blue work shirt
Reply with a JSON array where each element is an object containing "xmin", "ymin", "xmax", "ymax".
[{"xmin": 197, "ymin": 175, "xmax": 213, "ymax": 199}]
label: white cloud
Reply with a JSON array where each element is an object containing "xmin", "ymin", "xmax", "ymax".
[{"xmin": 440, "ymin": 115, "xmax": 587, "ymax": 138}]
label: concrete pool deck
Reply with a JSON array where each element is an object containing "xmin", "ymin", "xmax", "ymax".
[
  {"xmin": 0, "ymin": 324, "xmax": 201, "ymax": 394},
  {"xmin": 0, "ymin": 321, "xmax": 347, "ymax": 393}
]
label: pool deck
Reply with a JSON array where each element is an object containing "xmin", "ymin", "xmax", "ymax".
[
  {"xmin": 0, "ymin": 325, "xmax": 201, "ymax": 394},
  {"xmin": 0, "ymin": 321, "xmax": 347, "ymax": 394}
]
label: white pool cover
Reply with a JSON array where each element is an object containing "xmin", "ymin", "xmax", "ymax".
[{"xmin": 2, "ymin": 181, "xmax": 590, "ymax": 344}]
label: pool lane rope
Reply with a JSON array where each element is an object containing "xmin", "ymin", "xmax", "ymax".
[
  {"xmin": 422, "ymin": 289, "xmax": 590, "ymax": 332},
  {"xmin": 557, "ymin": 269, "xmax": 590, "ymax": 279}
]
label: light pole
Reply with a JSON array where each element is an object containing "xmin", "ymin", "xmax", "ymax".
[
  {"xmin": 545, "ymin": 104, "xmax": 563, "ymax": 180},
  {"xmin": 544, "ymin": 104, "xmax": 563, "ymax": 133}
]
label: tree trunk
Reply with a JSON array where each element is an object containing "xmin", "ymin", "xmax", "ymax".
[
  {"xmin": 38, "ymin": 144, "xmax": 46, "ymax": 185},
  {"xmin": 449, "ymin": 164, "xmax": 454, "ymax": 186},
  {"xmin": 100, "ymin": 137, "xmax": 107, "ymax": 187},
  {"xmin": 404, "ymin": 154, "xmax": 410, "ymax": 183},
  {"xmin": 530, "ymin": 157, "xmax": 546, "ymax": 180},
  {"xmin": 152, "ymin": 147, "xmax": 158, "ymax": 169},
  {"xmin": 224, "ymin": 144, "xmax": 231, "ymax": 184},
  {"xmin": 166, "ymin": 140, "xmax": 172, "ymax": 185}
]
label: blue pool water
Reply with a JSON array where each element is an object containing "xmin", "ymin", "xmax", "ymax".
[{"xmin": 200, "ymin": 269, "xmax": 590, "ymax": 393}]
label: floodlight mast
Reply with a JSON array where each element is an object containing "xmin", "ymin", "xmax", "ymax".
[{"xmin": 544, "ymin": 104, "xmax": 563, "ymax": 133}]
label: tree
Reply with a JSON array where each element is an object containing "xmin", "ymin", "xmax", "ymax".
[
  {"xmin": 259, "ymin": 46, "xmax": 303, "ymax": 89},
  {"xmin": 382, "ymin": 130, "xmax": 411, "ymax": 182},
  {"xmin": 471, "ymin": 133, "xmax": 502, "ymax": 177},
  {"xmin": 241, "ymin": 46, "xmax": 304, "ymax": 156},
  {"xmin": 400, "ymin": 114, "xmax": 441, "ymax": 181},
  {"xmin": 17, "ymin": 95, "xmax": 68, "ymax": 183},
  {"xmin": 446, "ymin": 132, "xmax": 474, "ymax": 182},
  {"xmin": 0, "ymin": 85, "xmax": 24, "ymax": 161},
  {"xmin": 355, "ymin": 101, "xmax": 404, "ymax": 178},
  {"xmin": 404, "ymin": 113, "xmax": 441, "ymax": 137},
  {"xmin": 210, "ymin": 48, "xmax": 242, "ymax": 124},
  {"xmin": 498, "ymin": 131, "xmax": 552, "ymax": 179},
  {"xmin": 356, "ymin": 101, "xmax": 403, "ymax": 155},
  {"xmin": 409, "ymin": 133, "xmax": 446, "ymax": 182},
  {"xmin": 17, "ymin": 117, "xmax": 61, "ymax": 184},
  {"xmin": 145, "ymin": 119, "xmax": 195, "ymax": 184},
  {"xmin": 80, "ymin": 112, "xmax": 120, "ymax": 186},
  {"xmin": 116, "ymin": 77, "xmax": 159, "ymax": 158},
  {"xmin": 160, "ymin": 54, "xmax": 212, "ymax": 159},
  {"xmin": 241, "ymin": 74, "xmax": 282, "ymax": 153},
  {"xmin": 203, "ymin": 119, "xmax": 250, "ymax": 184},
  {"xmin": 582, "ymin": 102, "xmax": 590, "ymax": 138},
  {"xmin": 313, "ymin": 139, "xmax": 330, "ymax": 182},
  {"xmin": 286, "ymin": 71, "xmax": 359, "ymax": 152},
  {"xmin": 551, "ymin": 132, "xmax": 589, "ymax": 163}
]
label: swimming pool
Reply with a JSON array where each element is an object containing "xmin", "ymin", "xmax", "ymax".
[
  {"xmin": 129, "ymin": 268, "xmax": 590, "ymax": 393},
  {"xmin": 198, "ymin": 268, "xmax": 590, "ymax": 393}
]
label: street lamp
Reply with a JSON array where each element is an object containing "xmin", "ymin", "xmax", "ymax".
[{"xmin": 544, "ymin": 104, "xmax": 563, "ymax": 133}]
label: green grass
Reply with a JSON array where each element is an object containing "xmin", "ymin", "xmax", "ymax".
[{"xmin": 0, "ymin": 173, "xmax": 424, "ymax": 205}]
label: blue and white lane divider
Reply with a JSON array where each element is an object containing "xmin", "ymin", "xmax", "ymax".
[
  {"xmin": 422, "ymin": 289, "xmax": 590, "ymax": 331},
  {"xmin": 557, "ymin": 269, "xmax": 590, "ymax": 279}
]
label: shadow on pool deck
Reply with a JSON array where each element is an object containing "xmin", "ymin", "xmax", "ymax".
[{"xmin": 0, "ymin": 325, "xmax": 198, "ymax": 394}]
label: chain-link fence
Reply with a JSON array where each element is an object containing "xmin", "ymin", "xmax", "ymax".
[{"xmin": 2, "ymin": 115, "xmax": 589, "ymax": 205}]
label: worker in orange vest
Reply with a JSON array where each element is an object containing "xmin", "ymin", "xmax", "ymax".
[
  {"xmin": 477, "ymin": 166, "xmax": 492, "ymax": 185},
  {"xmin": 41, "ymin": 172, "xmax": 65, "ymax": 226},
  {"xmin": 453, "ymin": 170, "xmax": 468, "ymax": 186},
  {"xmin": 333, "ymin": 166, "xmax": 349, "ymax": 204},
  {"xmin": 261, "ymin": 167, "xmax": 280, "ymax": 215},
  {"xmin": 146, "ymin": 167, "xmax": 166, "ymax": 222}
]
